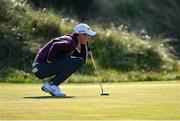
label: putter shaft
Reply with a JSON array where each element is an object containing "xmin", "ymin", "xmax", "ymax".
[{"xmin": 89, "ymin": 51, "xmax": 104, "ymax": 94}]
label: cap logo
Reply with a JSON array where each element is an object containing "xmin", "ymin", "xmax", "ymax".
[{"xmin": 78, "ymin": 30, "xmax": 86, "ymax": 33}]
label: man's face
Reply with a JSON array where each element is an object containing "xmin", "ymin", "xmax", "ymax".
[{"xmin": 78, "ymin": 33, "xmax": 90, "ymax": 44}]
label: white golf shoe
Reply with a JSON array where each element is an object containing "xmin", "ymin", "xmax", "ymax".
[{"xmin": 41, "ymin": 82, "xmax": 66, "ymax": 97}]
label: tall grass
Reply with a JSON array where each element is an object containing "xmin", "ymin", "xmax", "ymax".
[
  {"xmin": 0, "ymin": 0, "xmax": 180, "ymax": 83},
  {"xmin": 27, "ymin": 0, "xmax": 180, "ymax": 57},
  {"xmin": 91, "ymin": 25, "xmax": 179, "ymax": 72}
]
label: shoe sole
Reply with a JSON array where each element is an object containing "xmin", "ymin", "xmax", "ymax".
[{"xmin": 41, "ymin": 86, "xmax": 55, "ymax": 96}]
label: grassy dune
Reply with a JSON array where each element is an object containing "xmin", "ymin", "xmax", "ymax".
[
  {"xmin": 0, "ymin": 0, "xmax": 180, "ymax": 83},
  {"xmin": 0, "ymin": 81, "xmax": 180, "ymax": 120}
]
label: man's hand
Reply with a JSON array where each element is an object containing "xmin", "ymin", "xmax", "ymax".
[{"xmin": 46, "ymin": 60, "xmax": 52, "ymax": 64}]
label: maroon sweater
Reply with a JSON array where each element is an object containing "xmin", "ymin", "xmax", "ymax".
[{"xmin": 34, "ymin": 34, "xmax": 88, "ymax": 63}]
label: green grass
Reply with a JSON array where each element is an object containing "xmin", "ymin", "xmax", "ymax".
[
  {"xmin": 1, "ymin": 66, "xmax": 180, "ymax": 83},
  {"xmin": 1, "ymin": 81, "xmax": 180, "ymax": 120}
]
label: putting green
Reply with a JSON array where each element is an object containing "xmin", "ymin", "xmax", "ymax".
[{"xmin": 0, "ymin": 81, "xmax": 180, "ymax": 120}]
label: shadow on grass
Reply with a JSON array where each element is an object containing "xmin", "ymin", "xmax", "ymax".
[{"xmin": 23, "ymin": 96, "xmax": 75, "ymax": 99}]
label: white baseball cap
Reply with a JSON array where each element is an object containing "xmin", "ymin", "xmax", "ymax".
[{"xmin": 74, "ymin": 23, "xmax": 96, "ymax": 36}]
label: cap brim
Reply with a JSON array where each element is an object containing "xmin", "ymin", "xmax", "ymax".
[{"xmin": 87, "ymin": 30, "xmax": 96, "ymax": 36}]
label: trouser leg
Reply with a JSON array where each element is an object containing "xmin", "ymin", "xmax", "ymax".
[
  {"xmin": 51, "ymin": 57, "xmax": 84, "ymax": 85},
  {"xmin": 33, "ymin": 56, "xmax": 84, "ymax": 85}
]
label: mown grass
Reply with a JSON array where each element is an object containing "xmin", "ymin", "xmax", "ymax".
[{"xmin": 0, "ymin": 81, "xmax": 180, "ymax": 120}]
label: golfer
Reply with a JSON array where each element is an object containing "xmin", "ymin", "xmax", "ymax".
[{"xmin": 32, "ymin": 23, "xmax": 96, "ymax": 96}]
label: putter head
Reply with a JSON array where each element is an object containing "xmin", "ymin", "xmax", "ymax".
[{"xmin": 100, "ymin": 93, "xmax": 110, "ymax": 96}]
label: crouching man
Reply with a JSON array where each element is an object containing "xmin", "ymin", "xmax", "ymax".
[{"xmin": 32, "ymin": 23, "xmax": 96, "ymax": 96}]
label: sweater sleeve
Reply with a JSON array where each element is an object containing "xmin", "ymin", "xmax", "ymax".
[{"xmin": 47, "ymin": 40, "xmax": 71, "ymax": 61}]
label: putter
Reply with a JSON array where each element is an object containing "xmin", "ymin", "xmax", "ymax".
[{"xmin": 89, "ymin": 51, "xmax": 109, "ymax": 96}]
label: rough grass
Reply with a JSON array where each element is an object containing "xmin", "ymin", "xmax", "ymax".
[
  {"xmin": 0, "ymin": 81, "xmax": 180, "ymax": 120},
  {"xmin": 0, "ymin": 0, "xmax": 180, "ymax": 83},
  {"xmin": 1, "ymin": 67, "xmax": 180, "ymax": 83}
]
